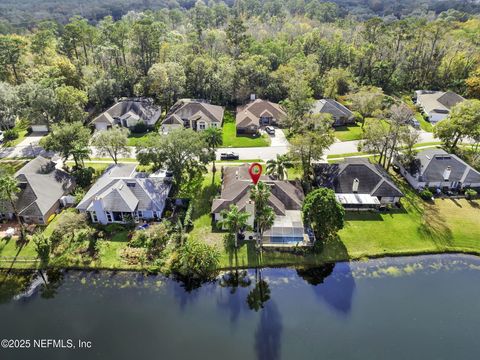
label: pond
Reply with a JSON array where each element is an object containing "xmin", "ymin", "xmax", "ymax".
[{"xmin": 1, "ymin": 254, "xmax": 480, "ymax": 360}]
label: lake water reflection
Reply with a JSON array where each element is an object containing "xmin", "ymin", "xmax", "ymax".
[{"xmin": 1, "ymin": 254, "xmax": 480, "ymax": 360}]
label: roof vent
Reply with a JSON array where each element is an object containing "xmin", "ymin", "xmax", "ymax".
[{"xmin": 352, "ymin": 178, "xmax": 359, "ymax": 193}]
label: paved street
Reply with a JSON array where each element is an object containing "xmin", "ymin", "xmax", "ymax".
[{"xmin": 0, "ymin": 128, "xmax": 443, "ymax": 162}]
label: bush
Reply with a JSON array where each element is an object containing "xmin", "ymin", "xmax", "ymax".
[
  {"xmin": 170, "ymin": 239, "xmax": 220, "ymax": 280},
  {"xmin": 419, "ymin": 188, "xmax": 433, "ymax": 200},
  {"xmin": 72, "ymin": 167, "xmax": 95, "ymax": 188},
  {"xmin": 131, "ymin": 121, "xmax": 148, "ymax": 133},
  {"xmin": 4, "ymin": 129, "xmax": 18, "ymax": 141},
  {"xmin": 465, "ymin": 188, "xmax": 478, "ymax": 200},
  {"xmin": 104, "ymin": 223, "xmax": 126, "ymax": 234}
]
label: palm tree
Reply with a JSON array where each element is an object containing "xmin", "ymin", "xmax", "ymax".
[
  {"xmin": 250, "ymin": 181, "xmax": 275, "ymax": 248},
  {"xmin": 266, "ymin": 154, "xmax": 291, "ymax": 180},
  {"xmin": 203, "ymin": 127, "xmax": 223, "ymax": 183},
  {"xmin": 218, "ymin": 204, "xmax": 250, "ymax": 248},
  {"xmin": 0, "ymin": 172, "xmax": 25, "ymax": 240},
  {"xmin": 255, "ymin": 206, "xmax": 275, "ymax": 248}
]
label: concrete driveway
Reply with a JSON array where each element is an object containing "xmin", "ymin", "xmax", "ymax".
[
  {"xmin": 0, "ymin": 132, "xmax": 49, "ymax": 159},
  {"xmin": 268, "ymin": 128, "xmax": 289, "ymax": 147}
]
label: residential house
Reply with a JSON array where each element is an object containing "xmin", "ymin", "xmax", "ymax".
[
  {"xmin": 92, "ymin": 98, "xmax": 161, "ymax": 131},
  {"xmin": 236, "ymin": 98, "xmax": 286, "ymax": 134},
  {"xmin": 314, "ymin": 158, "xmax": 404, "ymax": 210},
  {"xmin": 161, "ymin": 99, "xmax": 224, "ymax": 132},
  {"xmin": 0, "ymin": 156, "xmax": 75, "ymax": 224},
  {"xmin": 211, "ymin": 164, "xmax": 310, "ymax": 245},
  {"xmin": 311, "ymin": 99, "xmax": 355, "ymax": 127},
  {"xmin": 414, "ymin": 90, "xmax": 465, "ymax": 124},
  {"xmin": 76, "ymin": 163, "xmax": 172, "ymax": 224},
  {"xmin": 396, "ymin": 149, "xmax": 480, "ymax": 191}
]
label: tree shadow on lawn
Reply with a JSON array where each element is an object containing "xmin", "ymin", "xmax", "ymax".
[
  {"xmin": 344, "ymin": 212, "xmax": 384, "ymax": 222},
  {"xmin": 191, "ymin": 182, "xmax": 220, "ymax": 222},
  {"xmin": 467, "ymin": 200, "xmax": 480, "ymax": 209},
  {"xmin": 418, "ymin": 203, "xmax": 453, "ymax": 247}
]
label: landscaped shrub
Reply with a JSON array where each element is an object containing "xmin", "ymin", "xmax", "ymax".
[
  {"xmin": 131, "ymin": 121, "xmax": 148, "ymax": 133},
  {"xmin": 104, "ymin": 223, "xmax": 125, "ymax": 234},
  {"xmin": 4, "ymin": 129, "xmax": 18, "ymax": 141},
  {"xmin": 465, "ymin": 188, "xmax": 478, "ymax": 200},
  {"xmin": 419, "ymin": 188, "xmax": 433, "ymax": 200}
]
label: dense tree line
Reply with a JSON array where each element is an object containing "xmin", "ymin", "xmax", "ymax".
[{"xmin": 0, "ymin": 1, "xmax": 480, "ymax": 132}]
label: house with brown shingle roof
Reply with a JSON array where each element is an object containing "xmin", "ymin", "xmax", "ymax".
[
  {"xmin": 236, "ymin": 99, "xmax": 286, "ymax": 134},
  {"xmin": 161, "ymin": 99, "xmax": 224, "ymax": 132},
  {"xmin": 212, "ymin": 164, "xmax": 311, "ymax": 245},
  {"xmin": 414, "ymin": 90, "xmax": 465, "ymax": 124}
]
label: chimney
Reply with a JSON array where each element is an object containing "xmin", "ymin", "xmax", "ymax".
[
  {"xmin": 443, "ymin": 166, "xmax": 452, "ymax": 181},
  {"xmin": 352, "ymin": 178, "xmax": 359, "ymax": 193},
  {"xmin": 250, "ymin": 94, "xmax": 256, "ymax": 101}
]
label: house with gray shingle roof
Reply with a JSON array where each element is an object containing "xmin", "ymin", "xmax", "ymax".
[
  {"xmin": 414, "ymin": 90, "xmax": 465, "ymax": 124},
  {"xmin": 161, "ymin": 99, "xmax": 224, "ymax": 133},
  {"xmin": 76, "ymin": 163, "xmax": 172, "ymax": 224},
  {"xmin": 314, "ymin": 158, "xmax": 404, "ymax": 209},
  {"xmin": 92, "ymin": 98, "xmax": 161, "ymax": 131},
  {"xmin": 0, "ymin": 156, "xmax": 75, "ymax": 224},
  {"xmin": 211, "ymin": 164, "xmax": 310, "ymax": 245},
  {"xmin": 396, "ymin": 149, "xmax": 480, "ymax": 191},
  {"xmin": 311, "ymin": 99, "xmax": 354, "ymax": 127},
  {"xmin": 236, "ymin": 98, "xmax": 286, "ymax": 134}
]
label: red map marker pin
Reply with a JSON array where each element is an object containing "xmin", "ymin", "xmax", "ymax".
[{"xmin": 249, "ymin": 162, "xmax": 262, "ymax": 185}]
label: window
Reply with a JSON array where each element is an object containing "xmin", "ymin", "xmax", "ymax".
[
  {"xmin": 91, "ymin": 211, "xmax": 98, "ymax": 222},
  {"xmin": 138, "ymin": 210, "xmax": 143, "ymax": 218},
  {"xmin": 106, "ymin": 213, "xmax": 113, "ymax": 222},
  {"xmin": 198, "ymin": 122, "xmax": 206, "ymax": 130}
]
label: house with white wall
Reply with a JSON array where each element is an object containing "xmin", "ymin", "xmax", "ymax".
[
  {"xmin": 76, "ymin": 163, "xmax": 171, "ymax": 224},
  {"xmin": 414, "ymin": 90, "xmax": 464, "ymax": 124},
  {"xmin": 396, "ymin": 149, "xmax": 480, "ymax": 191},
  {"xmin": 92, "ymin": 98, "xmax": 161, "ymax": 131},
  {"xmin": 161, "ymin": 99, "xmax": 224, "ymax": 132}
]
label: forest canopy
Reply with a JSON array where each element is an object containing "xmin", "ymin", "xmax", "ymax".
[{"xmin": 0, "ymin": 0, "xmax": 479, "ymax": 131}]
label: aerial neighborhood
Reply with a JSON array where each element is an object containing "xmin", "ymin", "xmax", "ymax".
[{"xmin": 0, "ymin": 3, "xmax": 479, "ymax": 281}]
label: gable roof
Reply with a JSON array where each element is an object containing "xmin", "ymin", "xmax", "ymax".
[
  {"xmin": 211, "ymin": 164, "xmax": 304, "ymax": 215},
  {"xmin": 163, "ymin": 99, "xmax": 224, "ymax": 126},
  {"xmin": 0, "ymin": 156, "xmax": 75, "ymax": 218},
  {"xmin": 236, "ymin": 99, "xmax": 286, "ymax": 128},
  {"xmin": 415, "ymin": 90, "xmax": 465, "ymax": 115},
  {"xmin": 314, "ymin": 158, "xmax": 404, "ymax": 198},
  {"xmin": 76, "ymin": 164, "xmax": 171, "ymax": 213},
  {"xmin": 409, "ymin": 149, "xmax": 480, "ymax": 183},
  {"xmin": 92, "ymin": 98, "xmax": 161, "ymax": 126},
  {"xmin": 311, "ymin": 99, "xmax": 353, "ymax": 119}
]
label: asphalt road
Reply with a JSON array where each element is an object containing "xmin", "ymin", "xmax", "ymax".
[{"xmin": 0, "ymin": 128, "xmax": 440, "ymax": 162}]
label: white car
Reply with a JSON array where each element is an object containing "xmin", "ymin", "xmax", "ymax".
[{"xmin": 0, "ymin": 131, "xmax": 4, "ymax": 143}]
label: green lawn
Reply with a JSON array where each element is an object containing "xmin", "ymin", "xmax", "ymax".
[
  {"xmin": 334, "ymin": 123, "xmax": 363, "ymax": 141},
  {"xmin": 0, "ymin": 160, "xmax": 29, "ymax": 173},
  {"xmin": 221, "ymin": 121, "xmax": 270, "ymax": 148},
  {"xmin": 2, "ymin": 125, "xmax": 29, "ymax": 148},
  {"xmin": 127, "ymin": 132, "xmax": 155, "ymax": 146}
]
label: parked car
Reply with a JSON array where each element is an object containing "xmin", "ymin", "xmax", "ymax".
[
  {"xmin": 409, "ymin": 118, "xmax": 420, "ymax": 129},
  {"xmin": 220, "ymin": 152, "xmax": 239, "ymax": 160},
  {"xmin": 265, "ymin": 126, "xmax": 275, "ymax": 135},
  {"xmin": 0, "ymin": 131, "xmax": 3, "ymax": 143}
]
